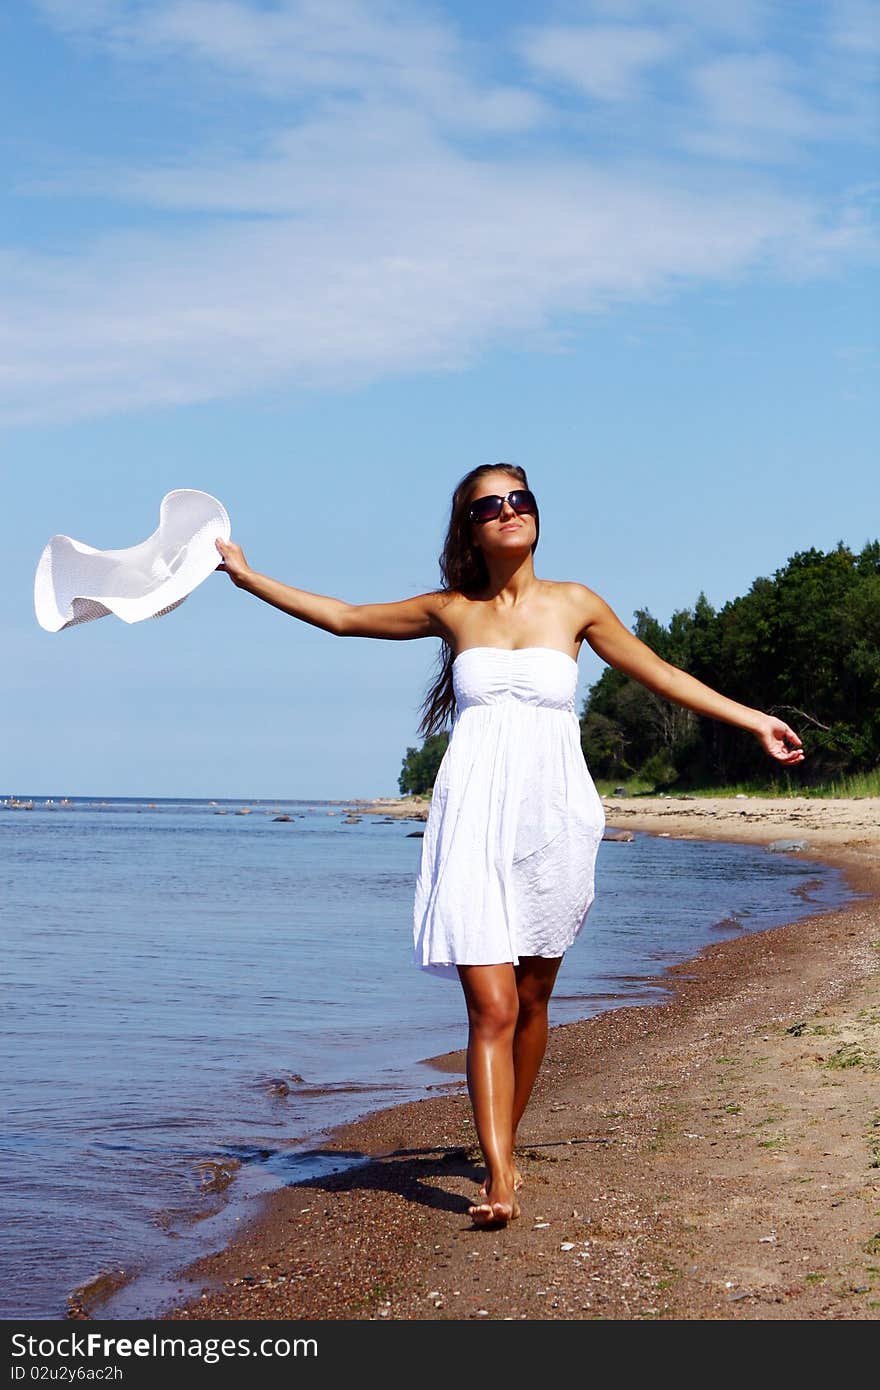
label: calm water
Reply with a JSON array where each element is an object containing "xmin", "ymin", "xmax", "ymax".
[{"xmin": 0, "ymin": 796, "xmax": 851, "ymax": 1319}]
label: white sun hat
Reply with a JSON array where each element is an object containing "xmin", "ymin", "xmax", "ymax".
[{"xmin": 35, "ymin": 489, "xmax": 231, "ymax": 632}]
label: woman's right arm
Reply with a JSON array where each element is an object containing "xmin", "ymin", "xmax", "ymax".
[{"xmin": 215, "ymin": 539, "xmax": 447, "ymax": 641}]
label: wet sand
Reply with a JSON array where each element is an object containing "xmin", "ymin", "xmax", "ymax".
[{"xmin": 128, "ymin": 798, "xmax": 879, "ymax": 1321}]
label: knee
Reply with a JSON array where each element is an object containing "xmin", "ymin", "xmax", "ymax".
[
  {"xmin": 467, "ymin": 993, "xmax": 518, "ymax": 1039},
  {"xmin": 516, "ymin": 983, "xmax": 552, "ymax": 1020}
]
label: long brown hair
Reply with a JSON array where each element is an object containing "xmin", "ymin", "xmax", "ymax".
[{"xmin": 418, "ymin": 464, "xmax": 540, "ymax": 738}]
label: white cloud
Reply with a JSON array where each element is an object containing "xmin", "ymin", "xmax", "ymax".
[
  {"xmin": 7, "ymin": 0, "xmax": 876, "ymax": 424},
  {"xmin": 516, "ymin": 10, "xmax": 877, "ymax": 161},
  {"xmin": 829, "ymin": 0, "xmax": 880, "ymax": 54},
  {"xmin": 685, "ymin": 43, "xmax": 878, "ymax": 162},
  {"xmin": 519, "ymin": 23, "xmax": 676, "ymax": 102},
  {"xmin": 33, "ymin": 0, "xmax": 546, "ymax": 133},
  {"xmin": 686, "ymin": 53, "xmax": 823, "ymax": 161},
  {"xmin": 561, "ymin": 0, "xmax": 766, "ymax": 43},
  {"xmin": 2, "ymin": 128, "xmax": 869, "ymax": 423}
]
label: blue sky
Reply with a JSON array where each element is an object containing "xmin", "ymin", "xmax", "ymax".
[{"xmin": 2, "ymin": 0, "xmax": 877, "ymax": 798}]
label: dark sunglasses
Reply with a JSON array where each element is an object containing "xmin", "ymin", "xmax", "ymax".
[{"xmin": 467, "ymin": 489, "xmax": 538, "ymax": 524}]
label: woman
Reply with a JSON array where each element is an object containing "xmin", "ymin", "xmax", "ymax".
[{"xmin": 216, "ymin": 463, "xmax": 804, "ymax": 1230}]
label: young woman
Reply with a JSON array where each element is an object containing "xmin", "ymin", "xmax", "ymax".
[{"xmin": 215, "ymin": 463, "xmax": 804, "ymax": 1230}]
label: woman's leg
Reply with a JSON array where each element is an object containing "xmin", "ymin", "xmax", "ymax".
[
  {"xmin": 476, "ymin": 955, "xmax": 562, "ymax": 1199},
  {"xmin": 456, "ymin": 963, "xmax": 521, "ymax": 1225},
  {"xmin": 511, "ymin": 954, "xmax": 563, "ymax": 1145}
]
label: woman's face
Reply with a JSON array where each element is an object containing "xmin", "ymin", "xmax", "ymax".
[{"xmin": 468, "ymin": 473, "xmax": 538, "ymax": 554}]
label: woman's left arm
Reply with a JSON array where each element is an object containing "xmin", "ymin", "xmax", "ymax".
[{"xmin": 574, "ymin": 585, "xmax": 804, "ymax": 766}]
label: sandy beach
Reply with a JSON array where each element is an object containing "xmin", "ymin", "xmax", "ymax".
[{"xmin": 128, "ymin": 796, "xmax": 880, "ymax": 1322}]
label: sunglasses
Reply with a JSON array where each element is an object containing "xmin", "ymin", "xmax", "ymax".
[{"xmin": 467, "ymin": 489, "xmax": 538, "ymax": 524}]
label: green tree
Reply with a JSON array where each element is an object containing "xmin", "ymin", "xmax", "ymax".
[
  {"xmin": 580, "ymin": 710, "xmax": 628, "ymax": 776},
  {"xmin": 582, "ymin": 605, "xmax": 699, "ymax": 783},
  {"xmin": 398, "ymin": 733, "xmax": 449, "ymax": 795},
  {"xmin": 579, "ymin": 539, "xmax": 880, "ymax": 789}
]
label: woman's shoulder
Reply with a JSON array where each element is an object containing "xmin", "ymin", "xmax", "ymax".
[
  {"xmin": 544, "ymin": 580, "xmax": 609, "ymax": 632},
  {"xmin": 542, "ymin": 577, "xmax": 604, "ymax": 605}
]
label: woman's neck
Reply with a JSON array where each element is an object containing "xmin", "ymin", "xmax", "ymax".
[{"xmin": 477, "ymin": 554, "xmax": 539, "ymax": 607}]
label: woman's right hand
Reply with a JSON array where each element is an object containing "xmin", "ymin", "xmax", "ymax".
[{"xmin": 215, "ymin": 538, "xmax": 252, "ymax": 588}]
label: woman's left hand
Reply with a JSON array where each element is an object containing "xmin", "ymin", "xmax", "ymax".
[{"xmin": 754, "ymin": 715, "xmax": 805, "ymax": 764}]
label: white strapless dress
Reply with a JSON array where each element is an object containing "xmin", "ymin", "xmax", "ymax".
[{"xmin": 412, "ymin": 647, "xmax": 606, "ymax": 979}]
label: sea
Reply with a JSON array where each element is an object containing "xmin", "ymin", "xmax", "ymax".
[{"xmin": 0, "ymin": 795, "xmax": 853, "ymax": 1319}]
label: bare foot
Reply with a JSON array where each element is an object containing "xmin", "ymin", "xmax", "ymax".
[
  {"xmin": 479, "ymin": 1166, "xmax": 523, "ymax": 1199},
  {"xmin": 469, "ymin": 1176, "xmax": 521, "ymax": 1228},
  {"xmin": 469, "ymin": 1196, "xmax": 521, "ymax": 1228}
]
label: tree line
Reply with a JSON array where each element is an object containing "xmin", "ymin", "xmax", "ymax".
[{"xmin": 399, "ymin": 540, "xmax": 880, "ymax": 794}]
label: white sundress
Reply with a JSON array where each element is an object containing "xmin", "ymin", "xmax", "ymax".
[{"xmin": 412, "ymin": 646, "xmax": 606, "ymax": 979}]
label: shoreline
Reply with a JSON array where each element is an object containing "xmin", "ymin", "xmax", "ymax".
[
  {"xmin": 345, "ymin": 790, "xmax": 880, "ymax": 851},
  {"xmin": 75, "ymin": 799, "xmax": 879, "ymax": 1321}
]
